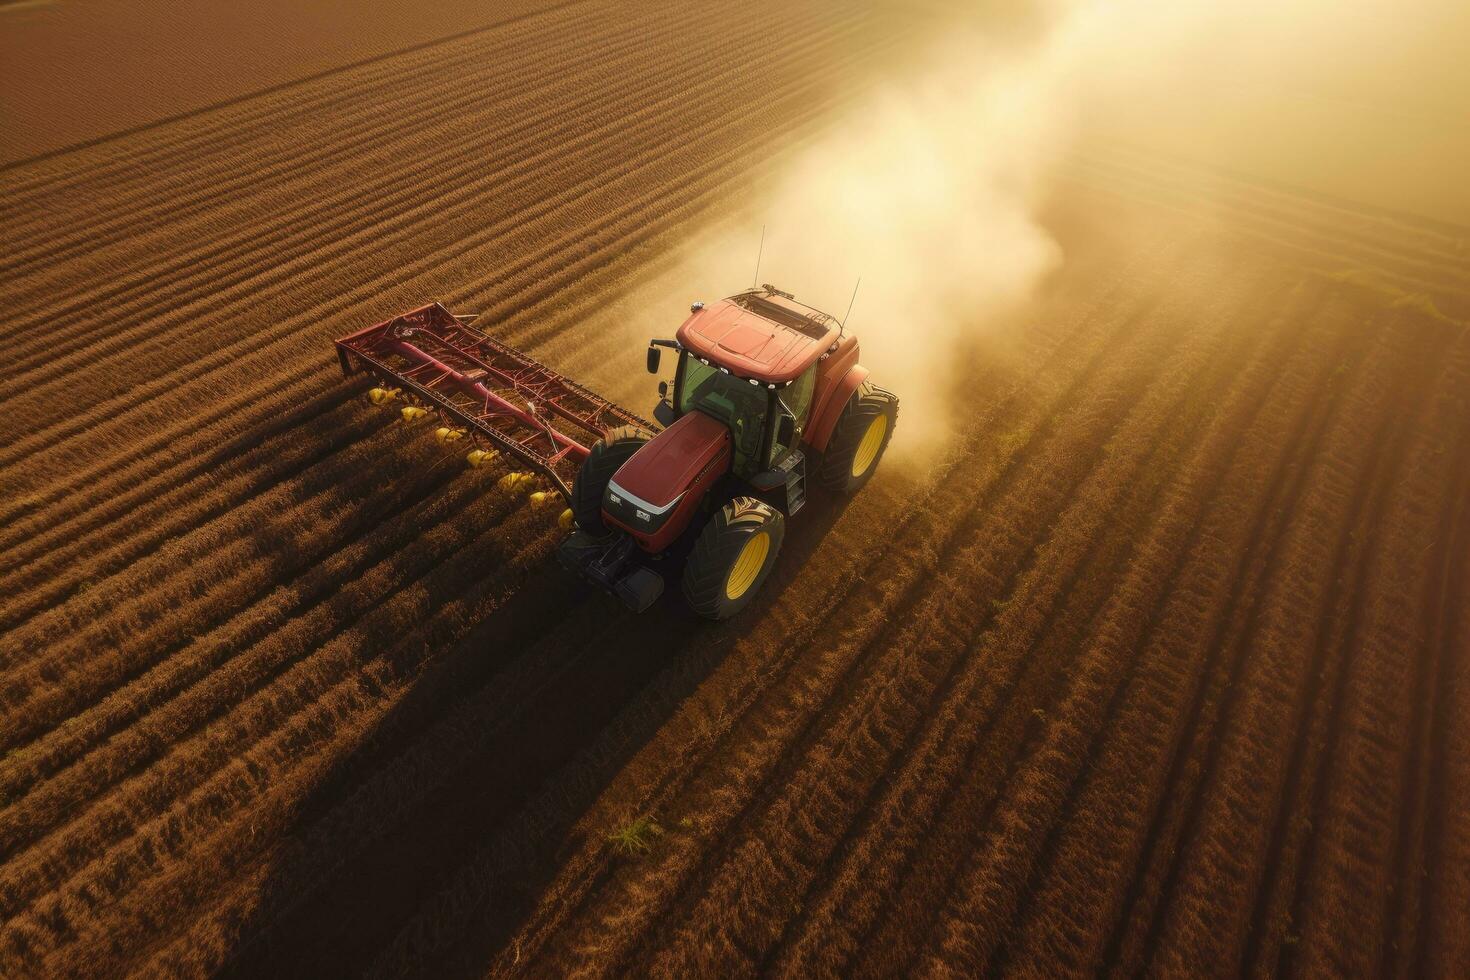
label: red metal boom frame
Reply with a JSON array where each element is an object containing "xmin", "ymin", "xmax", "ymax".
[{"xmin": 335, "ymin": 303, "xmax": 651, "ymax": 497}]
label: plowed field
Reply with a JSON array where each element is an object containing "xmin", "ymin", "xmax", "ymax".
[{"xmin": 2, "ymin": 1, "xmax": 1467, "ymax": 977}]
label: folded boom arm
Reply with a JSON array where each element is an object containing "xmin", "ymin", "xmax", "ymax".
[{"xmin": 335, "ymin": 303, "xmax": 651, "ymax": 497}]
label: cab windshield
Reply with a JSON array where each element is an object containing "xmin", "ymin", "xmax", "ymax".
[{"xmin": 677, "ymin": 354, "xmax": 769, "ymax": 475}]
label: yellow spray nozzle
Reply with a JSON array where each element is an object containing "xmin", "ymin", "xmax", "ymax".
[
  {"xmin": 400, "ymin": 405, "xmax": 428, "ymax": 422},
  {"xmin": 559, "ymin": 508, "xmax": 575, "ymax": 530},
  {"xmin": 466, "ymin": 448, "xmax": 499, "ymax": 468},
  {"xmin": 368, "ymin": 387, "xmax": 400, "ymax": 405},
  {"xmin": 497, "ymin": 471, "xmax": 534, "ymax": 492},
  {"xmin": 435, "ymin": 426, "xmax": 466, "ymax": 444},
  {"xmin": 529, "ymin": 490, "xmax": 559, "ymax": 506}
]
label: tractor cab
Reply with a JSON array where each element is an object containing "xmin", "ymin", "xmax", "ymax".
[
  {"xmin": 669, "ymin": 348, "xmax": 817, "ymax": 477},
  {"xmin": 649, "ymin": 285, "xmax": 838, "ymax": 479}
]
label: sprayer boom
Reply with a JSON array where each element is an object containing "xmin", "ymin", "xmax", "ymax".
[{"xmin": 334, "ymin": 303, "xmax": 651, "ymax": 496}]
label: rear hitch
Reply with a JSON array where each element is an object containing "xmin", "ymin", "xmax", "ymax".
[{"xmin": 557, "ymin": 530, "xmax": 664, "ymax": 612}]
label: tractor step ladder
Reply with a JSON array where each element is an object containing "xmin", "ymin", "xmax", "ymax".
[
  {"xmin": 335, "ymin": 303, "xmax": 653, "ymax": 498},
  {"xmin": 781, "ymin": 449, "xmax": 807, "ymax": 515}
]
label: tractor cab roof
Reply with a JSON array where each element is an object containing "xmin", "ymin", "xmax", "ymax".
[{"xmin": 675, "ymin": 285, "xmax": 842, "ymax": 386}]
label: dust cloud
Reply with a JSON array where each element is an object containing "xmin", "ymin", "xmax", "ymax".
[{"xmin": 600, "ymin": 0, "xmax": 1466, "ymax": 461}]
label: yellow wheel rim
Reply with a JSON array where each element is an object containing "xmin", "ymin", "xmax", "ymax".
[
  {"xmin": 725, "ymin": 531, "xmax": 771, "ymax": 601},
  {"xmin": 851, "ymin": 414, "xmax": 888, "ymax": 478}
]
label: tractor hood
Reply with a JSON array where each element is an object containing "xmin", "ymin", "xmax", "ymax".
[{"xmin": 607, "ymin": 410, "xmax": 730, "ymax": 513}]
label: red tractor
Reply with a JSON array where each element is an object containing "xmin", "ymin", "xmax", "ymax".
[{"xmin": 334, "ymin": 285, "xmax": 897, "ymax": 618}]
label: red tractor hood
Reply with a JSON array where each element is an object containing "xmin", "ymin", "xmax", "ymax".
[{"xmin": 609, "ymin": 411, "xmax": 730, "ymax": 510}]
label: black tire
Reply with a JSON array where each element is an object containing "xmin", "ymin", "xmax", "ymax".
[
  {"xmin": 570, "ymin": 424, "xmax": 652, "ymax": 535},
  {"xmin": 817, "ymin": 381, "xmax": 898, "ymax": 494},
  {"xmin": 681, "ymin": 497, "xmax": 785, "ymax": 620}
]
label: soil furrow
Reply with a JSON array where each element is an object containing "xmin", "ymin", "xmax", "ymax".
[{"xmin": 773, "ymin": 268, "xmax": 1313, "ymax": 978}]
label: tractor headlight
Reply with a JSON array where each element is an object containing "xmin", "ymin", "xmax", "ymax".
[{"xmin": 605, "ymin": 480, "xmax": 683, "ymax": 536}]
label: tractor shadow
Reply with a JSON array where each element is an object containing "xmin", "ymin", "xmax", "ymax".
[{"xmin": 223, "ymin": 490, "xmax": 855, "ymax": 979}]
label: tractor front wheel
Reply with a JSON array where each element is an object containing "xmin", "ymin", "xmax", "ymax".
[
  {"xmin": 817, "ymin": 381, "xmax": 898, "ymax": 494},
  {"xmin": 570, "ymin": 425, "xmax": 652, "ymax": 536},
  {"xmin": 682, "ymin": 497, "xmax": 785, "ymax": 620}
]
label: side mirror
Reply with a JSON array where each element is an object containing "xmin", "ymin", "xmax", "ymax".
[
  {"xmin": 646, "ymin": 346, "xmax": 661, "ymax": 374},
  {"xmin": 658, "ymin": 380, "xmax": 669, "ymax": 399},
  {"xmin": 777, "ymin": 413, "xmax": 796, "ymax": 447}
]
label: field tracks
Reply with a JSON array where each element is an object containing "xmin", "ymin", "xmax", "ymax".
[
  {"xmin": 1239, "ymin": 305, "xmax": 1459, "ymax": 975},
  {"xmin": 787, "ymin": 269, "xmax": 1321, "ymax": 978},
  {"xmin": 1059, "ymin": 156, "xmax": 1470, "ymax": 319},
  {"xmin": 2, "ymin": 1, "xmax": 1465, "ymax": 974},
  {"xmin": 0, "ymin": 0, "xmax": 592, "ymax": 199},
  {"xmin": 1092, "ymin": 299, "xmax": 1382, "ymax": 976},
  {"xmin": 1284, "ymin": 331, "xmax": 1470, "ymax": 976},
  {"xmin": 1415, "ymin": 454, "xmax": 1470, "ymax": 978},
  {"xmin": 0, "ymin": 4, "xmax": 609, "ymax": 271},
  {"xmin": 1098, "ymin": 292, "xmax": 1463, "ymax": 977},
  {"xmin": 905, "ymin": 272, "xmax": 1351, "ymax": 975}
]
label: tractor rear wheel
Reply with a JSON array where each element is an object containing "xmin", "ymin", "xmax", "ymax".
[
  {"xmin": 817, "ymin": 381, "xmax": 898, "ymax": 494},
  {"xmin": 682, "ymin": 497, "xmax": 785, "ymax": 620},
  {"xmin": 570, "ymin": 425, "xmax": 652, "ymax": 536}
]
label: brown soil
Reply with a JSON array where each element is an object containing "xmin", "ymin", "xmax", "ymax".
[{"xmin": 1, "ymin": 1, "xmax": 1466, "ymax": 977}]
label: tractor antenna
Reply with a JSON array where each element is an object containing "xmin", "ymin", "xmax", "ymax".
[
  {"xmin": 841, "ymin": 276, "xmax": 862, "ymax": 332},
  {"xmin": 752, "ymin": 224, "xmax": 765, "ymax": 288}
]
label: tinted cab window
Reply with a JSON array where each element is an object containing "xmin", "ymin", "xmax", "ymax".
[
  {"xmin": 677, "ymin": 354, "xmax": 768, "ymax": 476},
  {"xmin": 769, "ymin": 365, "xmax": 816, "ymax": 465}
]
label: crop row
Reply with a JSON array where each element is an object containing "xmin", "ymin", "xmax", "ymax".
[
  {"xmin": 839, "ymin": 270, "xmax": 1336, "ymax": 976},
  {"xmin": 0, "ymin": 436, "xmax": 501, "ymax": 852},
  {"xmin": 1093, "ymin": 301, "xmax": 1389, "ymax": 979},
  {"xmin": 1073, "ymin": 150, "xmax": 1470, "ymax": 286},
  {"xmin": 0, "ymin": 383, "xmax": 370, "ymax": 635},
  {"xmin": 0, "ymin": 3, "xmax": 610, "ymax": 272},
  {"xmin": 1285, "ymin": 329, "xmax": 1470, "ymax": 977},
  {"xmin": 4, "ymin": 406, "xmax": 448, "ymax": 701},
  {"xmin": 954, "ymin": 287, "xmax": 1415, "ymax": 977},
  {"xmin": 1237, "ymin": 306, "xmax": 1459, "ymax": 976},
  {"xmin": 776, "ymin": 271, "xmax": 1323, "ymax": 978},
  {"xmin": 0, "ymin": 0, "xmax": 591, "ymax": 207},
  {"xmin": 0, "ymin": 499, "xmax": 565, "ymax": 975},
  {"xmin": 1099, "ymin": 308, "xmax": 1440, "ymax": 980},
  {"xmin": 1124, "ymin": 301, "xmax": 1425, "ymax": 975},
  {"xmin": 0, "ymin": 466, "xmax": 539, "ymax": 914}
]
